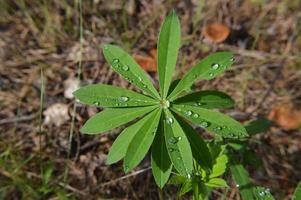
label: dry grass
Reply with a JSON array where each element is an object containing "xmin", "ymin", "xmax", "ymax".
[{"xmin": 0, "ymin": 0, "xmax": 301, "ymax": 199}]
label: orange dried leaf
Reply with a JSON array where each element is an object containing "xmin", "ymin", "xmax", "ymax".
[
  {"xmin": 134, "ymin": 49, "xmax": 157, "ymax": 72},
  {"xmin": 268, "ymin": 104, "xmax": 301, "ymax": 130},
  {"xmin": 202, "ymin": 23, "xmax": 230, "ymax": 43}
]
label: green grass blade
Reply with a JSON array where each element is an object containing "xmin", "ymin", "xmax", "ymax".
[
  {"xmin": 174, "ymin": 90, "xmax": 234, "ymax": 109},
  {"xmin": 151, "ymin": 120, "xmax": 172, "ymax": 188},
  {"xmin": 124, "ymin": 109, "xmax": 162, "ymax": 172},
  {"xmin": 164, "ymin": 109, "xmax": 193, "ymax": 177},
  {"xmin": 293, "ymin": 181, "xmax": 301, "ymax": 200},
  {"xmin": 102, "ymin": 44, "xmax": 160, "ymax": 99},
  {"xmin": 172, "ymin": 105, "xmax": 248, "ymax": 139},
  {"xmin": 74, "ymin": 84, "xmax": 158, "ymax": 108},
  {"xmin": 81, "ymin": 106, "xmax": 156, "ymax": 134},
  {"xmin": 107, "ymin": 113, "xmax": 153, "ymax": 164},
  {"xmin": 157, "ymin": 11, "xmax": 181, "ymax": 98},
  {"xmin": 175, "ymin": 115, "xmax": 212, "ymax": 169},
  {"xmin": 230, "ymin": 164, "xmax": 254, "ymax": 200},
  {"xmin": 168, "ymin": 52, "xmax": 234, "ymax": 100}
]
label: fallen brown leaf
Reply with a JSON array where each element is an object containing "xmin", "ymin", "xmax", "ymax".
[
  {"xmin": 133, "ymin": 49, "xmax": 157, "ymax": 72},
  {"xmin": 268, "ymin": 104, "xmax": 301, "ymax": 130},
  {"xmin": 202, "ymin": 23, "xmax": 230, "ymax": 43}
]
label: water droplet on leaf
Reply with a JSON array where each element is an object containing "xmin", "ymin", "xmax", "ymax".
[
  {"xmin": 193, "ymin": 113, "xmax": 199, "ymax": 118},
  {"xmin": 200, "ymin": 121, "xmax": 209, "ymax": 128},
  {"xmin": 122, "ymin": 65, "xmax": 129, "ymax": 71},
  {"xmin": 119, "ymin": 96, "xmax": 129, "ymax": 102},
  {"xmin": 211, "ymin": 63, "xmax": 219, "ymax": 70},
  {"xmin": 166, "ymin": 117, "xmax": 174, "ymax": 125},
  {"xmin": 184, "ymin": 110, "xmax": 193, "ymax": 116}
]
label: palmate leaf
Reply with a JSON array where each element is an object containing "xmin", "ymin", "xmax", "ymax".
[
  {"xmin": 107, "ymin": 112, "xmax": 152, "ymax": 164},
  {"xmin": 74, "ymin": 84, "xmax": 158, "ymax": 108},
  {"xmin": 168, "ymin": 52, "xmax": 234, "ymax": 101},
  {"xmin": 172, "ymin": 105, "xmax": 248, "ymax": 139},
  {"xmin": 164, "ymin": 109, "xmax": 193, "ymax": 177},
  {"xmin": 81, "ymin": 106, "xmax": 157, "ymax": 134},
  {"xmin": 151, "ymin": 120, "xmax": 172, "ymax": 188},
  {"xmin": 124, "ymin": 108, "xmax": 162, "ymax": 172},
  {"xmin": 102, "ymin": 44, "xmax": 160, "ymax": 99},
  {"xmin": 174, "ymin": 90, "xmax": 234, "ymax": 109},
  {"xmin": 157, "ymin": 10, "xmax": 181, "ymax": 99},
  {"xmin": 175, "ymin": 115, "xmax": 212, "ymax": 169}
]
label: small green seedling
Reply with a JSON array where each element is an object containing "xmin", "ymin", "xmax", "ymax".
[{"xmin": 74, "ymin": 11, "xmax": 248, "ymax": 189}]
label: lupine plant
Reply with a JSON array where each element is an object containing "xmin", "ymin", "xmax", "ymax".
[{"xmin": 74, "ymin": 11, "xmax": 250, "ymax": 198}]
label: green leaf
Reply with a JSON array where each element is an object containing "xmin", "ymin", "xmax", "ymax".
[
  {"xmin": 157, "ymin": 11, "xmax": 181, "ymax": 98},
  {"xmin": 209, "ymin": 154, "xmax": 228, "ymax": 178},
  {"xmin": 151, "ymin": 120, "xmax": 172, "ymax": 188},
  {"xmin": 179, "ymin": 180, "xmax": 193, "ymax": 196},
  {"xmin": 102, "ymin": 44, "xmax": 160, "ymax": 99},
  {"xmin": 124, "ymin": 109, "xmax": 162, "ymax": 172},
  {"xmin": 81, "ymin": 106, "xmax": 156, "ymax": 134},
  {"xmin": 205, "ymin": 178, "xmax": 228, "ymax": 188},
  {"xmin": 74, "ymin": 84, "xmax": 158, "ymax": 108},
  {"xmin": 107, "ymin": 113, "xmax": 152, "ymax": 164},
  {"xmin": 174, "ymin": 90, "xmax": 234, "ymax": 109},
  {"xmin": 245, "ymin": 118, "xmax": 272, "ymax": 135},
  {"xmin": 168, "ymin": 52, "xmax": 234, "ymax": 100},
  {"xmin": 168, "ymin": 175, "xmax": 187, "ymax": 185},
  {"xmin": 175, "ymin": 115, "xmax": 212, "ymax": 169},
  {"xmin": 293, "ymin": 181, "xmax": 301, "ymax": 200},
  {"xmin": 164, "ymin": 109, "xmax": 193, "ymax": 177},
  {"xmin": 230, "ymin": 164, "xmax": 254, "ymax": 200},
  {"xmin": 172, "ymin": 105, "xmax": 248, "ymax": 139}
]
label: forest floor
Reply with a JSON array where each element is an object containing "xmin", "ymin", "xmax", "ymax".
[{"xmin": 0, "ymin": 0, "xmax": 301, "ymax": 199}]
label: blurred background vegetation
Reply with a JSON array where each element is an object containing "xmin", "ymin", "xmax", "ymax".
[{"xmin": 0, "ymin": 0, "xmax": 301, "ymax": 199}]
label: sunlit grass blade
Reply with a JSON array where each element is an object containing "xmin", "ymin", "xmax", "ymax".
[
  {"xmin": 74, "ymin": 84, "xmax": 158, "ymax": 108},
  {"xmin": 151, "ymin": 120, "xmax": 172, "ymax": 188},
  {"xmin": 175, "ymin": 115, "xmax": 212, "ymax": 169},
  {"xmin": 164, "ymin": 109, "xmax": 193, "ymax": 177},
  {"xmin": 168, "ymin": 52, "xmax": 234, "ymax": 100},
  {"xmin": 124, "ymin": 109, "xmax": 162, "ymax": 172},
  {"xmin": 107, "ymin": 113, "xmax": 152, "ymax": 164},
  {"xmin": 174, "ymin": 90, "xmax": 234, "ymax": 109},
  {"xmin": 102, "ymin": 44, "xmax": 160, "ymax": 99},
  {"xmin": 157, "ymin": 11, "xmax": 181, "ymax": 98},
  {"xmin": 81, "ymin": 106, "xmax": 157, "ymax": 134},
  {"xmin": 172, "ymin": 105, "xmax": 248, "ymax": 139}
]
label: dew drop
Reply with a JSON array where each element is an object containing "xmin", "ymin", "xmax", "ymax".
[
  {"xmin": 112, "ymin": 58, "xmax": 119, "ymax": 65},
  {"xmin": 236, "ymin": 184, "xmax": 240, "ymax": 188},
  {"xmin": 138, "ymin": 77, "xmax": 143, "ymax": 81},
  {"xmin": 187, "ymin": 174, "xmax": 192, "ymax": 179},
  {"xmin": 200, "ymin": 121, "xmax": 209, "ymax": 128},
  {"xmin": 119, "ymin": 96, "xmax": 129, "ymax": 102},
  {"xmin": 122, "ymin": 65, "xmax": 129, "ymax": 71},
  {"xmin": 193, "ymin": 113, "xmax": 199, "ymax": 118},
  {"xmin": 259, "ymin": 191, "xmax": 265, "ymax": 196},
  {"xmin": 230, "ymin": 57, "xmax": 235, "ymax": 62},
  {"xmin": 168, "ymin": 137, "xmax": 178, "ymax": 144},
  {"xmin": 166, "ymin": 117, "xmax": 174, "ymax": 125},
  {"xmin": 184, "ymin": 110, "xmax": 193, "ymax": 116},
  {"xmin": 177, "ymin": 136, "xmax": 182, "ymax": 141},
  {"xmin": 209, "ymin": 73, "xmax": 214, "ymax": 77},
  {"xmin": 215, "ymin": 126, "xmax": 222, "ymax": 131},
  {"xmin": 93, "ymin": 101, "xmax": 101, "ymax": 106},
  {"xmin": 211, "ymin": 63, "xmax": 219, "ymax": 70}
]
